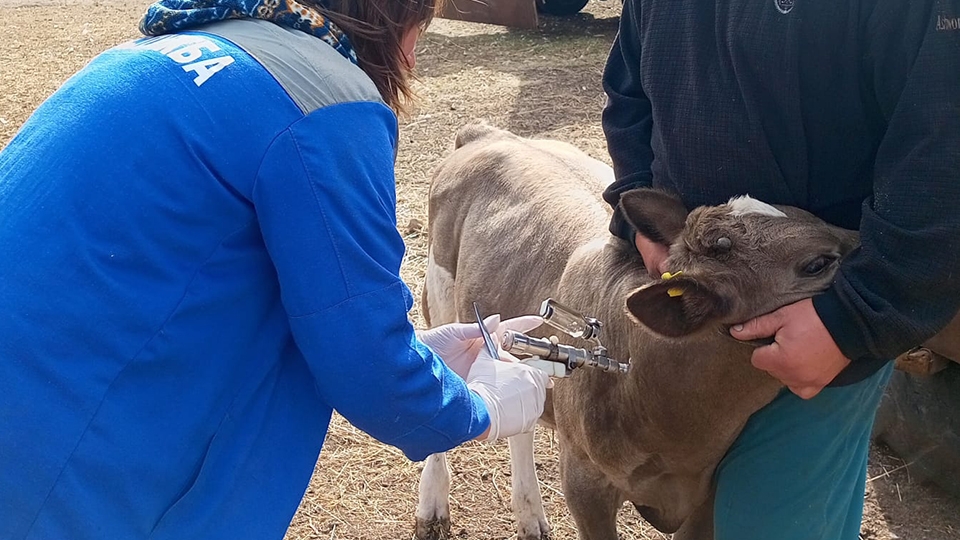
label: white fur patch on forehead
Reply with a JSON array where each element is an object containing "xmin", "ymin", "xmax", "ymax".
[{"xmin": 726, "ymin": 195, "xmax": 787, "ymax": 218}]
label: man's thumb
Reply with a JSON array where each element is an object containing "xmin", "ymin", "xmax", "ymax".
[{"xmin": 731, "ymin": 312, "xmax": 782, "ymax": 341}]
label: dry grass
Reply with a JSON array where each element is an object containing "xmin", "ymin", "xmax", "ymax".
[
  {"xmin": 2, "ymin": 1, "xmax": 959, "ymax": 538},
  {"xmin": 287, "ymin": 418, "xmax": 672, "ymax": 540}
]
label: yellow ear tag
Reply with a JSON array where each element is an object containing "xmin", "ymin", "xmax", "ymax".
[{"xmin": 662, "ymin": 271, "xmax": 684, "ymax": 296}]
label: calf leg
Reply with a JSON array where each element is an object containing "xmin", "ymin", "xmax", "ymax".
[
  {"xmin": 415, "ymin": 252, "xmax": 459, "ymax": 540},
  {"xmin": 415, "ymin": 453, "xmax": 452, "ymax": 540},
  {"xmin": 559, "ymin": 449, "xmax": 621, "ymax": 540},
  {"xmin": 509, "ymin": 431, "xmax": 550, "ymax": 540}
]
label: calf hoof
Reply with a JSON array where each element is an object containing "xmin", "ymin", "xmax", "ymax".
[
  {"xmin": 517, "ymin": 520, "xmax": 550, "ymax": 540},
  {"xmin": 415, "ymin": 516, "xmax": 451, "ymax": 540}
]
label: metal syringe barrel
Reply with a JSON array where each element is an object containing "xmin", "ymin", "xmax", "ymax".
[
  {"xmin": 501, "ymin": 330, "xmax": 565, "ymax": 361},
  {"xmin": 501, "ymin": 330, "xmax": 630, "ymax": 375}
]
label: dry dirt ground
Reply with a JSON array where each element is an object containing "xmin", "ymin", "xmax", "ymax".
[{"xmin": 1, "ymin": 1, "xmax": 959, "ymax": 539}]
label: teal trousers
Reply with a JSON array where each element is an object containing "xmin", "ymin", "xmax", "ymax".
[{"xmin": 714, "ymin": 363, "xmax": 894, "ymax": 540}]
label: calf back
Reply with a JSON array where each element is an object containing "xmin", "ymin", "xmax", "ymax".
[{"xmin": 426, "ymin": 124, "xmax": 613, "ymax": 322}]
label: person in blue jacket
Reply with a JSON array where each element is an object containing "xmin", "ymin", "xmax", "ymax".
[
  {"xmin": 0, "ymin": 0, "xmax": 550, "ymax": 538},
  {"xmin": 602, "ymin": 0, "xmax": 960, "ymax": 538}
]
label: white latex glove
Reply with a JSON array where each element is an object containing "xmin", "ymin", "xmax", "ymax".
[
  {"xmin": 417, "ymin": 314, "xmax": 544, "ymax": 379},
  {"xmin": 467, "ymin": 346, "xmax": 550, "ymax": 442}
]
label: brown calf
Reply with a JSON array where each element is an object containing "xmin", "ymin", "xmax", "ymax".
[{"xmin": 416, "ymin": 123, "xmax": 860, "ymax": 540}]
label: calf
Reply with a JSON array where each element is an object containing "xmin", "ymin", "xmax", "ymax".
[{"xmin": 415, "ymin": 123, "xmax": 859, "ymax": 540}]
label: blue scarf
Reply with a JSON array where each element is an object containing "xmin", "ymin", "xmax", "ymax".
[{"xmin": 140, "ymin": 0, "xmax": 358, "ymax": 65}]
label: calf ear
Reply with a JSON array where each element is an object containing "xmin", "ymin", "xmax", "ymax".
[
  {"xmin": 619, "ymin": 188, "xmax": 688, "ymax": 246},
  {"xmin": 625, "ymin": 278, "xmax": 729, "ymax": 338}
]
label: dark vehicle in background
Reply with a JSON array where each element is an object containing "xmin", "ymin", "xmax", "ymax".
[{"xmin": 438, "ymin": 0, "xmax": 597, "ymax": 30}]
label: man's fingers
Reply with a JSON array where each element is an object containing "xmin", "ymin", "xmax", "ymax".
[
  {"xmin": 751, "ymin": 343, "xmax": 809, "ymax": 387},
  {"xmin": 499, "ymin": 315, "xmax": 544, "ymax": 335},
  {"xmin": 635, "ymin": 232, "xmax": 670, "ymax": 278},
  {"xmin": 749, "ymin": 342, "xmax": 781, "ymax": 374},
  {"xmin": 753, "ymin": 346, "xmax": 827, "ymax": 398},
  {"xmin": 731, "ymin": 310, "xmax": 785, "ymax": 341}
]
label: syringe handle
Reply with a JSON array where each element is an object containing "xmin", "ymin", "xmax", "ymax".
[{"xmin": 521, "ymin": 358, "xmax": 570, "ymax": 378}]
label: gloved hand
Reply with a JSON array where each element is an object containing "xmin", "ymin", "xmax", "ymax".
[
  {"xmin": 417, "ymin": 315, "xmax": 544, "ymax": 379},
  {"xmin": 467, "ymin": 345, "xmax": 550, "ymax": 442}
]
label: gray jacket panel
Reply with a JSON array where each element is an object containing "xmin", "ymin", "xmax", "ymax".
[{"xmin": 202, "ymin": 18, "xmax": 385, "ymax": 114}]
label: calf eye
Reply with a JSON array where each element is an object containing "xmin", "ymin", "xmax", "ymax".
[{"xmin": 802, "ymin": 255, "xmax": 834, "ymax": 276}]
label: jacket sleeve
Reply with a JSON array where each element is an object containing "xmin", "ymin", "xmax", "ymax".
[
  {"xmin": 601, "ymin": 0, "xmax": 656, "ymax": 240},
  {"xmin": 812, "ymin": 0, "xmax": 960, "ymax": 365},
  {"xmin": 252, "ymin": 101, "xmax": 489, "ymax": 461}
]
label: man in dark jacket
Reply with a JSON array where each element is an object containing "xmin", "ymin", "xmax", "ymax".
[{"xmin": 602, "ymin": 0, "xmax": 960, "ymax": 537}]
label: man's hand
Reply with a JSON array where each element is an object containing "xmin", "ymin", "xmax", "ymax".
[
  {"xmin": 635, "ymin": 232, "xmax": 670, "ymax": 278},
  {"xmin": 730, "ymin": 298, "xmax": 851, "ymax": 399}
]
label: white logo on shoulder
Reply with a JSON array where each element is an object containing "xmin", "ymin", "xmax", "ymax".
[
  {"xmin": 937, "ymin": 14, "xmax": 960, "ymax": 31},
  {"xmin": 121, "ymin": 34, "xmax": 235, "ymax": 87},
  {"xmin": 726, "ymin": 195, "xmax": 787, "ymax": 218},
  {"xmin": 774, "ymin": 0, "xmax": 795, "ymax": 14}
]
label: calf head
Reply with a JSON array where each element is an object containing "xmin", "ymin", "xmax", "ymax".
[{"xmin": 619, "ymin": 188, "xmax": 859, "ymax": 338}]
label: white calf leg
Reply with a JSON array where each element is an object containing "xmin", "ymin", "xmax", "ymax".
[
  {"xmin": 415, "ymin": 452, "xmax": 451, "ymax": 540},
  {"xmin": 416, "ymin": 251, "xmax": 460, "ymax": 539},
  {"xmin": 509, "ymin": 431, "xmax": 550, "ymax": 540}
]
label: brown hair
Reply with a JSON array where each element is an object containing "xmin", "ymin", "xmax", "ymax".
[{"xmin": 314, "ymin": 0, "xmax": 438, "ymax": 114}]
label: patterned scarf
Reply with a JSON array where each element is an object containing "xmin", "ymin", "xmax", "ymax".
[{"xmin": 140, "ymin": 0, "xmax": 358, "ymax": 64}]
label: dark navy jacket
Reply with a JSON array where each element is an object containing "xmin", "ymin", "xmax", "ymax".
[{"xmin": 602, "ymin": 0, "xmax": 960, "ymax": 382}]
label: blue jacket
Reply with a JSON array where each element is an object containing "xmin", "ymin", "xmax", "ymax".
[{"xmin": 0, "ymin": 19, "xmax": 488, "ymax": 540}]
